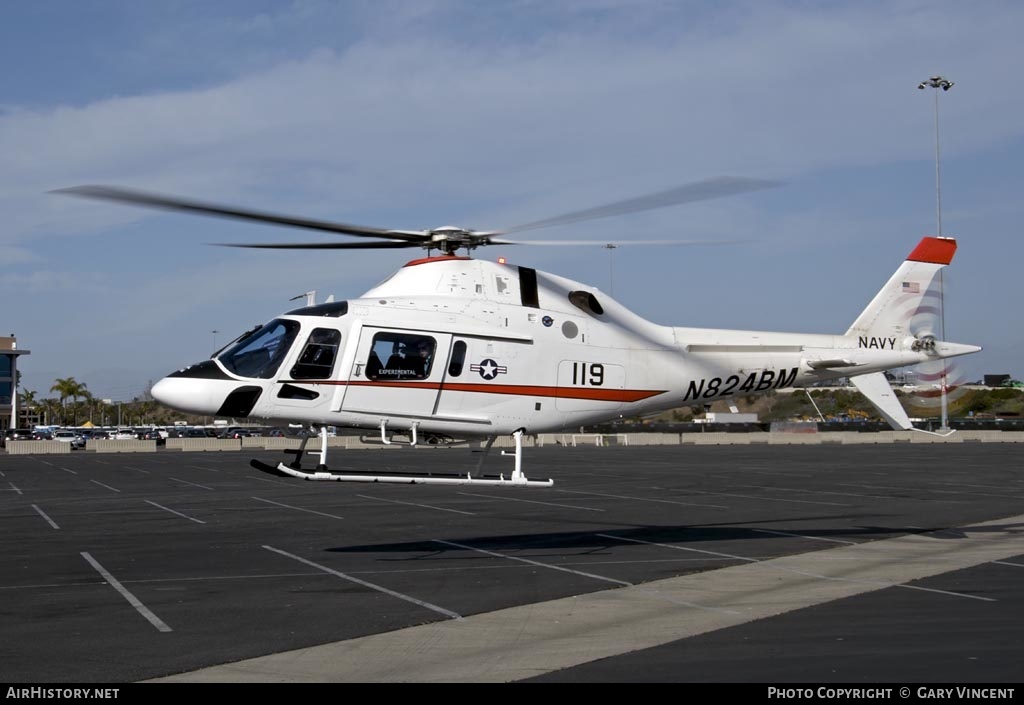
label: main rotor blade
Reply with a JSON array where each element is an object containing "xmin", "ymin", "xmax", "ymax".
[
  {"xmin": 489, "ymin": 238, "xmax": 744, "ymax": 247},
  {"xmin": 214, "ymin": 240, "xmax": 422, "ymax": 250},
  {"xmin": 501, "ymin": 176, "xmax": 780, "ymax": 234},
  {"xmin": 54, "ymin": 185, "xmax": 426, "ymax": 243}
]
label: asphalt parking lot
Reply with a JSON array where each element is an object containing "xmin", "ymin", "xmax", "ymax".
[{"xmin": 1, "ymin": 444, "xmax": 1022, "ymax": 682}]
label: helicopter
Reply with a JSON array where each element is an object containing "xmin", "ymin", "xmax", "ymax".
[{"xmin": 56, "ymin": 178, "xmax": 981, "ymax": 486}]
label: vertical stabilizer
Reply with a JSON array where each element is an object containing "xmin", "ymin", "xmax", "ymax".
[{"xmin": 846, "ymin": 237, "xmax": 956, "ymax": 343}]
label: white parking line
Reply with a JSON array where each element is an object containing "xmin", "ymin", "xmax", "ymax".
[
  {"xmin": 684, "ymin": 488, "xmax": 851, "ymax": 507},
  {"xmin": 170, "ymin": 477, "xmax": 215, "ymax": 491},
  {"xmin": 57, "ymin": 467, "xmax": 78, "ymax": 475},
  {"xmin": 31, "ymin": 504, "xmax": 59, "ymax": 530},
  {"xmin": 751, "ymin": 528, "xmax": 860, "ymax": 545},
  {"xmin": 90, "ymin": 479, "xmax": 121, "ymax": 493},
  {"xmin": 457, "ymin": 492, "xmax": 604, "ymax": 512},
  {"xmin": 433, "ymin": 538, "xmax": 740, "ymax": 615},
  {"xmin": 357, "ymin": 494, "xmax": 476, "ymax": 516},
  {"xmin": 125, "ymin": 466, "xmax": 151, "ymax": 475},
  {"xmin": 188, "ymin": 465, "xmax": 221, "ymax": 473},
  {"xmin": 263, "ymin": 545, "xmax": 461, "ymax": 620},
  {"xmin": 744, "ymin": 469, "xmax": 815, "ymax": 478},
  {"xmin": 598, "ymin": 533, "xmax": 995, "ymax": 602},
  {"xmin": 838, "ymin": 482, "xmax": 969, "ymax": 501},
  {"xmin": 144, "ymin": 500, "xmax": 206, "ymax": 524},
  {"xmin": 245, "ymin": 475, "xmax": 293, "ymax": 486},
  {"xmin": 597, "ymin": 533, "xmax": 757, "ymax": 564},
  {"xmin": 897, "ymin": 582, "xmax": 997, "ymax": 602},
  {"xmin": 252, "ymin": 497, "xmax": 344, "ymax": 520},
  {"xmin": 940, "ymin": 480, "xmax": 1024, "ymax": 491},
  {"xmin": 734, "ymin": 483, "xmax": 895, "ymax": 501},
  {"xmin": 6, "ymin": 482, "xmax": 22, "ymax": 495},
  {"xmin": 433, "ymin": 539, "xmax": 631, "ymax": 586},
  {"xmin": 556, "ymin": 488, "xmax": 728, "ymax": 510},
  {"xmin": 993, "ymin": 560, "xmax": 1024, "ymax": 568},
  {"xmin": 0, "ymin": 560, "xmax": 722, "ymax": 593},
  {"xmin": 81, "ymin": 552, "xmax": 172, "ymax": 633}
]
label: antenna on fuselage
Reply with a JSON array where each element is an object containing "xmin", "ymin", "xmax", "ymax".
[{"xmin": 289, "ymin": 290, "xmax": 317, "ymax": 307}]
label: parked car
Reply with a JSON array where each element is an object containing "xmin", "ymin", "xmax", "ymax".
[
  {"xmin": 2, "ymin": 428, "xmax": 36, "ymax": 447},
  {"xmin": 138, "ymin": 429, "xmax": 166, "ymax": 445},
  {"xmin": 219, "ymin": 428, "xmax": 259, "ymax": 439},
  {"xmin": 53, "ymin": 430, "xmax": 86, "ymax": 450}
]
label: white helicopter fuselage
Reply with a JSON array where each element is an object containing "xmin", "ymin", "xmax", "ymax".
[{"xmin": 152, "ymin": 239, "xmax": 980, "ymax": 439}]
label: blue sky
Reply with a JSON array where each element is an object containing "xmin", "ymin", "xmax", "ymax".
[{"xmin": 3, "ymin": 0, "xmax": 1022, "ymax": 401}]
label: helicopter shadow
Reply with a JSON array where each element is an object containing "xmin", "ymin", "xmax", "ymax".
[{"xmin": 324, "ymin": 517, "xmax": 1024, "ymax": 561}]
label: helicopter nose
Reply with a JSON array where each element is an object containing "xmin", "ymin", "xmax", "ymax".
[{"xmin": 151, "ymin": 375, "xmax": 234, "ymax": 415}]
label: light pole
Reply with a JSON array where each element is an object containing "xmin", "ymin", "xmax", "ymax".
[
  {"xmin": 917, "ymin": 76, "xmax": 954, "ymax": 237},
  {"xmin": 917, "ymin": 75, "xmax": 954, "ymax": 432},
  {"xmin": 211, "ymin": 330, "xmax": 219, "ymax": 351},
  {"xmin": 604, "ymin": 243, "xmax": 617, "ymax": 294}
]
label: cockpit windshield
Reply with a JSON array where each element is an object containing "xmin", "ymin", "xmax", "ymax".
[{"xmin": 219, "ymin": 318, "xmax": 300, "ymax": 379}]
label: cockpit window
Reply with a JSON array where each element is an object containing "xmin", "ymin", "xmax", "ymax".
[
  {"xmin": 291, "ymin": 328, "xmax": 342, "ymax": 379},
  {"xmin": 219, "ymin": 319, "xmax": 300, "ymax": 379}
]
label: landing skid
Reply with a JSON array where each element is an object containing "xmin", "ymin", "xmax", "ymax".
[{"xmin": 253, "ymin": 428, "xmax": 553, "ymax": 487}]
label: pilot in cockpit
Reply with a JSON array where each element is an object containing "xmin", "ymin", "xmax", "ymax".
[{"xmin": 409, "ymin": 340, "xmax": 432, "ymax": 376}]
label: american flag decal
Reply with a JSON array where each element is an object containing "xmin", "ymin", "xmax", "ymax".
[{"xmin": 902, "ymin": 281, "xmax": 920, "ymax": 293}]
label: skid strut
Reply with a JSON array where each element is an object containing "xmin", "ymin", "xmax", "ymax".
[{"xmin": 263, "ymin": 428, "xmax": 552, "ymax": 487}]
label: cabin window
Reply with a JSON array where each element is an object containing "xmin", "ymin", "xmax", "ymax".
[
  {"xmin": 448, "ymin": 340, "xmax": 467, "ymax": 377},
  {"xmin": 366, "ymin": 332, "xmax": 436, "ymax": 381},
  {"xmin": 290, "ymin": 328, "xmax": 342, "ymax": 379},
  {"xmin": 277, "ymin": 384, "xmax": 320, "ymax": 400},
  {"xmin": 219, "ymin": 319, "xmax": 300, "ymax": 379}
]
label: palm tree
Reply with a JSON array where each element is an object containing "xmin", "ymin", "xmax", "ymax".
[
  {"xmin": 74, "ymin": 390, "xmax": 95, "ymax": 427},
  {"xmin": 50, "ymin": 378, "xmax": 89, "ymax": 425},
  {"xmin": 17, "ymin": 389, "xmax": 37, "ymax": 427},
  {"xmin": 37, "ymin": 398, "xmax": 62, "ymax": 426},
  {"xmin": 83, "ymin": 395, "xmax": 105, "ymax": 425}
]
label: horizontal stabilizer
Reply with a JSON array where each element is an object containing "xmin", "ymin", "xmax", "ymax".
[{"xmin": 850, "ymin": 371, "xmax": 912, "ymax": 430}]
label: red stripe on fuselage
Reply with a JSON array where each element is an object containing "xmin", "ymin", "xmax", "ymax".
[{"xmin": 280, "ymin": 379, "xmax": 664, "ymax": 403}]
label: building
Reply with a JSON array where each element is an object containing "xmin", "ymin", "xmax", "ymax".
[{"xmin": 1, "ymin": 336, "xmax": 31, "ymax": 431}]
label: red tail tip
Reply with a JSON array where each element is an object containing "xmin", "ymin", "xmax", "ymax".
[{"xmin": 907, "ymin": 237, "xmax": 956, "ymax": 265}]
